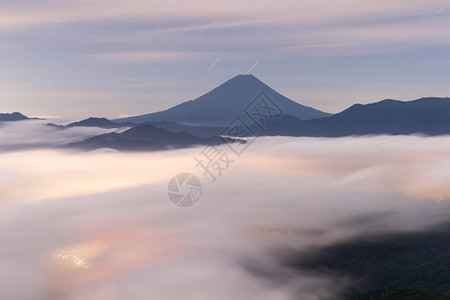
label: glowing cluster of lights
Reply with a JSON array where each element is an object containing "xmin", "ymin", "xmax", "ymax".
[
  {"xmin": 53, "ymin": 252, "xmax": 89, "ymax": 269},
  {"xmin": 51, "ymin": 240, "xmax": 109, "ymax": 270}
]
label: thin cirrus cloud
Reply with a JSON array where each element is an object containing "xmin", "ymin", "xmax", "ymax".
[
  {"xmin": 0, "ymin": 0, "xmax": 449, "ymax": 118},
  {"xmin": 86, "ymin": 51, "xmax": 209, "ymax": 63},
  {"xmin": 0, "ymin": 0, "xmax": 447, "ymax": 27},
  {"xmin": 2, "ymin": 0, "xmax": 449, "ymax": 53},
  {"xmin": 79, "ymin": 13, "xmax": 450, "ymax": 65}
]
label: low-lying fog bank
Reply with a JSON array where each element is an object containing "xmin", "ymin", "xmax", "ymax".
[{"xmin": 0, "ymin": 130, "xmax": 449, "ymax": 299}]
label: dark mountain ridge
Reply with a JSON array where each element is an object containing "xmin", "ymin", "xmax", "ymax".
[
  {"xmin": 144, "ymin": 121, "xmax": 222, "ymax": 138},
  {"xmin": 67, "ymin": 123, "xmax": 243, "ymax": 151},
  {"xmin": 0, "ymin": 112, "xmax": 32, "ymax": 122},
  {"xmin": 241, "ymin": 97, "xmax": 450, "ymax": 137},
  {"xmin": 47, "ymin": 117, "xmax": 135, "ymax": 129}
]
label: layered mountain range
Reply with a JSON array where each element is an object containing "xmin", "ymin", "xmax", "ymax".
[{"xmin": 2, "ymin": 75, "xmax": 450, "ymax": 151}]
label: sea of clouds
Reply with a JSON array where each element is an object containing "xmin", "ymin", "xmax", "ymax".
[{"xmin": 0, "ymin": 120, "xmax": 449, "ymax": 299}]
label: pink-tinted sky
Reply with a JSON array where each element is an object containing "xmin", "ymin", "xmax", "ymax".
[{"xmin": 1, "ymin": 0, "xmax": 450, "ymax": 118}]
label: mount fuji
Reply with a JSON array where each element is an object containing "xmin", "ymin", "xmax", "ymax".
[{"xmin": 114, "ymin": 74, "xmax": 330, "ymax": 126}]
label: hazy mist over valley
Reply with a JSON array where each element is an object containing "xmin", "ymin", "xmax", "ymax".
[{"xmin": 0, "ymin": 121, "xmax": 449, "ymax": 299}]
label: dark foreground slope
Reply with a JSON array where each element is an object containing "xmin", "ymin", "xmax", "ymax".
[{"xmin": 286, "ymin": 222, "xmax": 450, "ymax": 299}]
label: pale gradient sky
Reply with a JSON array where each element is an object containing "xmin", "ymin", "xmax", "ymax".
[{"xmin": 1, "ymin": 0, "xmax": 450, "ymax": 118}]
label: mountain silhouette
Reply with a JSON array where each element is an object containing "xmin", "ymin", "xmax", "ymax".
[
  {"xmin": 0, "ymin": 112, "xmax": 31, "ymax": 122},
  {"xmin": 67, "ymin": 123, "xmax": 244, "ymax": 151},
  {"xmin": 47, "ymin": 117, "xmax": 135, "ymax": 129},
  {"xmin": 244, "ymin": 97, "xmax": 450, "ymax": 137},
  {"xmin": 114, "ymin": 74, "xmax": 330, "ymax": 126},
  {"xmin": 144, "ymin": 121, "xmax": 222, "ymax": 138}
]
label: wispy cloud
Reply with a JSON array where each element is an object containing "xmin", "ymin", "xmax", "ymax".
[
  {"xmin": 1, "ymin": 0, "xmax": 447, "ymax": 29},
  {"xmin": 1, "ymin": 0, "xmax": 449, "ymax": 117},
  {"xmin": 86, "ymin": 51, "xmax": 206, "ymax": 63}
]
